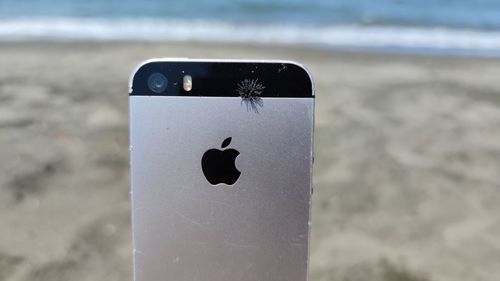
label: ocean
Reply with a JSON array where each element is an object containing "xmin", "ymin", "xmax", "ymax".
[{"xmin": 1, "ymin": 0, "xmax": 500, "ymax": 55}]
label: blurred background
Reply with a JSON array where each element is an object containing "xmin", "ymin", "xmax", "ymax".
[{"xmin": 1, "ymin": 1, "xmax": 500, "ymax": 281}]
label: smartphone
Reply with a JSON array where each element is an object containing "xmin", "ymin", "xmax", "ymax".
[{"xmin": 129, "ymin": 59, "xmax": 314, "ymax": 281}]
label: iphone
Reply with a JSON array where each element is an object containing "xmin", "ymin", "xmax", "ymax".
[{"xmin": 129, "ymin": 59, "xmax": 314, "ymax": 281}]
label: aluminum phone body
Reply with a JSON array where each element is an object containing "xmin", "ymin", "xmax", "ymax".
[{"xmin": 129, "ymin": 59, "xmax": 314, "ymax": 281}]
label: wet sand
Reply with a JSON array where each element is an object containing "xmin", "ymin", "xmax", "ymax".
[{"xmin": 1, "ymin": 41, "xmax": 500, "ymax": 281}]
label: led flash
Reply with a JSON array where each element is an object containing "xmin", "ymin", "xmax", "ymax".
[{"xmin": 183, "ymin": 75, "xmax": 192, "ymax": 91}]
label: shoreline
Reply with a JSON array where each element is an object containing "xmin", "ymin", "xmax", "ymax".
[
  {"xmin": 3, "ymin": 39, "xmax": 500, "ymax": 61},
  {"xmin": 2, "ymin": 17, "xmax": 500, "ymax": 54}
]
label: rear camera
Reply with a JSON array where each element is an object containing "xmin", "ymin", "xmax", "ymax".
[{"xmin": 148, "ymin": 73, "xmax": 168, "ymax": 94}]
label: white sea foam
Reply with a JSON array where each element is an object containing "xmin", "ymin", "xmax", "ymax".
[{"xmin": 1, "ymin": 18, "xmax": 500, "ymax": 53}]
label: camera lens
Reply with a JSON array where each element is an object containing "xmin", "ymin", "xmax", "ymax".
[{"xmin": 148, "ymin": 73, "xmax": 168, "ymax": 94}]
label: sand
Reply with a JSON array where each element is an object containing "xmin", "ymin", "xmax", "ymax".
[{"xmin": 1, "ymin": 41, "xmax": 500, "ymax": 281}]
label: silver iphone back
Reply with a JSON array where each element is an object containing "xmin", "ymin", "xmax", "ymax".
[{"xmin": 129, "ymin": 60, "xmax": 314, "ymax": 281}]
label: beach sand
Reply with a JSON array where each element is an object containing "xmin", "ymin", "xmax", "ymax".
[{"xmin": 1, "ymin": 41, "xmax": 500, "ymax": 281}]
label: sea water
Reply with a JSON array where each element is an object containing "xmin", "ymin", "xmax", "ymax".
[{"xmin": 0, "ymin": 0, "xmax": 499, "ymax": 55}]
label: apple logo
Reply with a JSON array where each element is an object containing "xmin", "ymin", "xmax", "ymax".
[{"xmin": 201, "ymin": 137, "xmax": 241, "ymax": 185}]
